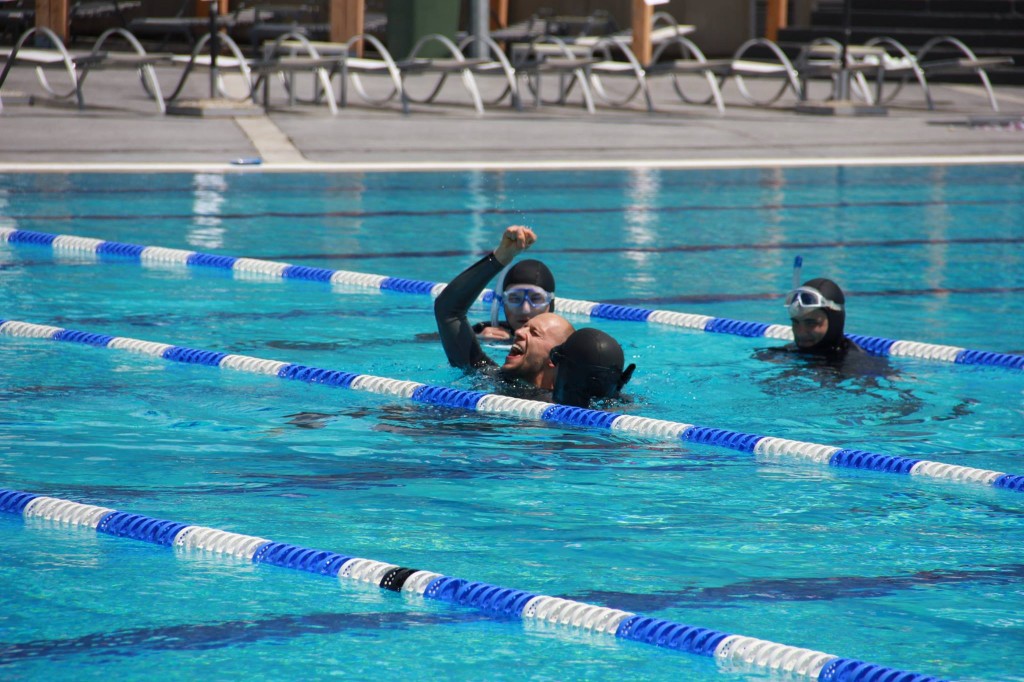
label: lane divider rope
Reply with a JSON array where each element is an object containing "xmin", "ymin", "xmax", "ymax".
[
  {"xmin": 2, "ymin": 318, "xmax": 1021, "ymax": 495},
  {"xmin": 0, "ymin": 487, "xmax": 949, "ymax": 682},
  {"xmin": 2, "ymin": 228, "xmax": 1021, "ymax": 371}
]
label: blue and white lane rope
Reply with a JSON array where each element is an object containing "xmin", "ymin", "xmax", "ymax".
[
  {"xmin": 2, "ymin": 227, "xmax": 1021, "ymax": 371},
  {"xmin": 0, "ymin": 488, "xmax": 948, "ymax": 682},
  {"xmin": 3, "ymin": 318, "xmax": 1022, "ymax": 495}
]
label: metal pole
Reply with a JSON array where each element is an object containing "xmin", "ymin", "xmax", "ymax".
[
  {"xmin": 469, "ymin": 0, "xmax": 489, "ymax": 58},
  {"xmin": 208, "ymin": 0, "xmax": 219, "ymax": 98},
  {"xmin": 836, "ymin": 0, "xmax": 852, "ymax": 100}
]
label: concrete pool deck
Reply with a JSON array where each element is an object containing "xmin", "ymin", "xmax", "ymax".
[{"xmin": 0, "ymin": 64, "xmax": 1023, "ymax": 169}]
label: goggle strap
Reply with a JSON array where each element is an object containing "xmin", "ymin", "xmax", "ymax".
[{"xmin": 491, "ymin": 262, "xmax": 513, "ymax": 327}]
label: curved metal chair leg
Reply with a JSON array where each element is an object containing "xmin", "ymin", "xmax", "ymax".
[
  {"xmin": 404, "ymin": 33, "xmax": 487, "ymax": 113},
  {"xmin": 166, "ymin": 32, "xmax": 252, "ymax": 103},
  {"xmin": 651, "ymin": 36, "xmax": 725, "ymax": 114},
  {"xmin": 729, "ymin": 38, "xmax": 801, "ymax": 107},
  {"xmin": 263, "ymin": 31, "xmax": 339, "ymax": 114},
  {"xmin": 865, "ymin": 36, "xmax": 929, "ymax": 108},
  {"xmin": 586, "ymin": 38, "xmax": 651, "ymax": 110},
  {"xmin": 142, "ymin": 63, "xmax": 166, "ymax": 113},
  {"xmin": 342, "ymin": 33, "xmax": 405, "ymax": 109},
  {"xmin": 457, "ymin": 34, "xmax": 521, "ymax": 110},
  {"xmin": 460, "ymin": 69, "xmax": 485, "ymax": 114},
  {"xmin": 93, "ymin": 27, "xmax": 167, "ymax": 113},
  {"xmin": 918, "ymin": 35, "xmax": 1001, "ymax": 112},
  {"xmin": 3, "ymin": 27, "xmax": 81, "ymax": 105},
  {"xmin": 704, "ymin": 70, "xmax": 725, "ymax": 114},
  {"xmin": 576, "ymin": 67, "xmax": 595, "ymax": 113}
]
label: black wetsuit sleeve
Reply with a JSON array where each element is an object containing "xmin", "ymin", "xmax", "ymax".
[{"xmin": 435, "ymin": 253, "xmax": 503, "ymax": 370}]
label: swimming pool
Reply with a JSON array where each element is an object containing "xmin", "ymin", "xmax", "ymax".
[{"xmin": 1, "ymin": 165, "xmax": 1022, "ymax": 681}]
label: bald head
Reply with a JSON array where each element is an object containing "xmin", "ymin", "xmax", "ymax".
[{"xmin": 501, "ymin": 312, "xmax": 574, "ymax": 388}]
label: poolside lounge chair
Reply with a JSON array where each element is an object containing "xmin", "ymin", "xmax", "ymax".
[
  {"xmin": 578, "ymin": 12, "xmax": 699, "ymax": 111},
  {"xmin": 457, "ymin": 33, "xmax": 522, "ymax": 110},
  {"xmin": 398, "ymin": 34, "xmax": 511, "ymax": 115},
  {"xmin": 544, "ymin": 30, "xmax": 801, "ymax": 115},
  {"xmin": 162, "ymin": 29, "xmax": 254, "ymax": 104},
  {"xmin": 647, "ymin": 38, "xmax": 805, "ymax": 112},
  {"xmin": 0, "ymin": 26, "xmax": 169, "ymax": 113},
  {"xmin": 513, "ymin": 36, "xmax": 600, "ymax": 113},
  {"xmin": 508, "ymin": 12, "xmax": 694, "ymax": 114},
  {"xmin": 274, "ymin": 32, "xmax": 509, "ymax": 115},
  {"xmin": 860, "ymin": 36, "xmax": 1011, "ymax": 111},
  {"xmin": 251, "ymin": 30, "xmax": 339, "ymax": 113},
  {"xmin": 272, "ymin": 33, "xmax": 407, "ymax": 112}
]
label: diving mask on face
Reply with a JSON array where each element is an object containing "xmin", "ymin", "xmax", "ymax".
[{"xmin": 501, "ymin": 287, "xmax": 554, "ymax": 309}]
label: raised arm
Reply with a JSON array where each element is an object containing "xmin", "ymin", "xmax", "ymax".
[{"xmin": 434, "ymin": 226, "xmax": 537, "ymax": 370}]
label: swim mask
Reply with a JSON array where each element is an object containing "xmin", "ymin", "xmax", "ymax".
[{"xmin": 785, "ymin": 286, "xmax": 844, "ymax": 317}]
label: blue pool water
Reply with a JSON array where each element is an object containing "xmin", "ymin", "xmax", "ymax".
[{"xmin": 0, "ymin": 166, "xmax": 1022, "ymax": 681}]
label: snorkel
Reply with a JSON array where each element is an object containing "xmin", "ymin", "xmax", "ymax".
[
  {"xmin": 784, "ymin": 257, "xmax": 850, "ymax": 356},
  {"xmin": 490, "ymin": 263, "xmax": 513, "ymax": 328}
]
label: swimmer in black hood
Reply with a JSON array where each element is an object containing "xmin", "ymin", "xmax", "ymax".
[
  {"xmin": 550, "ymin": 328, "xmax": 636, "ymax": 408},
  {"xmin": 474, "ymin": 258, "xmax": 556, "ymax": 342},
  {"xmin": 785, "ymin": 277, "xmax": 862, "ymax": 360},
  {"xmin": 756, "ymin": 270, "xmax": 926, "ymax": 419}
]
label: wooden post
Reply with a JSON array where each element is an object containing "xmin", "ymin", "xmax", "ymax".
[
  {"xmin": 631, "ymin": 0, "xmax": 653, "ymax": 65},
  {"xmin": 490, "ymin": 0, "xmax": 508, "ymax": 29},
  {"xmin": 195, "ymin": 0, "xmax": 228, "ymax": 19},
  {"xmin": 765, "ymin": 0, "xmax": 789, "ymax": 41},
  {"xmin": 330, "ymin": 0, "xmax": 364, "ymax": 53},
  {"xmin": 35, "ymin": 0, "xmax": 69, "ymax": 41}
]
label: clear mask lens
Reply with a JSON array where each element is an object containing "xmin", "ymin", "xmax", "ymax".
[
  {"xmin": 503, "ymin": 288, "xmax": 552, "ymax": 308},
  {"xmin": 784, "ymin": 287, "xmax": 842, "ymax": 315}
]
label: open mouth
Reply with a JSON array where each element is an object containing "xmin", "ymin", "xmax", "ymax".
[{"xmin": 506, "ymin": 343, "xmax": 525, "ymax": 359}]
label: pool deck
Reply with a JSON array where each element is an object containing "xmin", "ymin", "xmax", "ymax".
[{"xmin": 1, "ymin": 64, "xmax": 1023, "ymax": 169}]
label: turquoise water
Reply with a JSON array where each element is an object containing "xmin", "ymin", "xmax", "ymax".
[{"xmin": 0, "ymin": 166, "xmax": 1022, "ymax": 681}]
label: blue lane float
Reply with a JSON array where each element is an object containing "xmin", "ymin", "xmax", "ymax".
[
  {"xmin": 0, "ymin": 487, "xmax": 949, "ymax": 682},
  {"xmin": 1, "ymin": 318, "xmax": 1019, "ymax": 495},
  {"xmin": 2, "ymin": 227, "xmax": 1021, "ymax": 372}
]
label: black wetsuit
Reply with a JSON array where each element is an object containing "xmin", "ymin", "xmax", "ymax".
[
  {"xmin": 472, "ymin": 320, "xmax": 513, "ymax": 338},
  {"xmin": 434, "ymin": 253, "xmax": 550, "ymax": 400},
  {"xmin": 758, "ymin": 336, "xmax": 890, "ymax": 377}
]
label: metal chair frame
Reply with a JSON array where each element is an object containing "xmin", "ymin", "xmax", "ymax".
[{"xmin": 0, "ymin": 25, "xmax": 168, "ymax": 113}]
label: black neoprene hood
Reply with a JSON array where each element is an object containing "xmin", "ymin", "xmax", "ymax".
[{"xmin": 502, "ymin": 259, "xmax": 555, "ymax": 293}]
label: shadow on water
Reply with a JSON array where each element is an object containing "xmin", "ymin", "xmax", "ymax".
[
  {"xmin": 747, "ymin": 348, "xmax": 982, "ymax": 426},
  {"xmin": 573, "ymin": 563, "xmax": 1024, "ymax": 613},
  {"xmin": 0, "ymin": 610, "xmax": 483, "ymax": 664}
]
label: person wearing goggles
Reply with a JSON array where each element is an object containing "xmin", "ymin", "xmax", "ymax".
[
  {"xmin": 757, "ymin": 259, "xmax": 893, "ymax": 377},
  {"xmin": 435, "ymin": 225, "xmax": 574, "ymax": 397},
  {"xmin": 474, "ymin": 258, "xmax": 556, "ymax": 342},
  {"xmin": 784, "ymin": 277, "xmax": 861, "ymax": 359}
]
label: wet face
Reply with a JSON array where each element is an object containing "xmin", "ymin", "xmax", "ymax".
[
  {"xmin": 503, "ymin": 284, "xmax": 553, "ymax": 331},
  {"xmin": 791, "ymin": 309, "xmax": 829, "ymax": 348},
  {"xmin": 501, "ymin": 312, "xmax": 573, "ymax": 386}
]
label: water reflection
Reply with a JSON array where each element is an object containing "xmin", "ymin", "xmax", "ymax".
[
  {"xmin": 188, "ymin": 173, "xmax": 227, "ymax": 250},
  {"xmin": 623, "ymin": 167, "xmax": 661, "ymax": 289}
]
